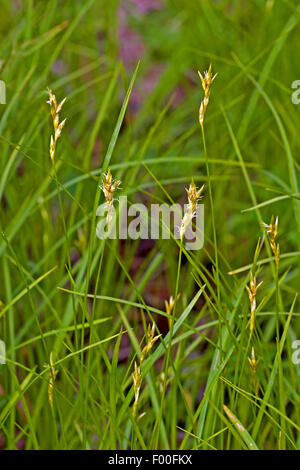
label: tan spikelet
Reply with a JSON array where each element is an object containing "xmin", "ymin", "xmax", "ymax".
[
  {"xmin": 47, "ymin": 88, "xmax": 66, "ymax": 163},
  {"xmin": 198, "ymin": 65, "xmax": 217, "ymax": 128},
  {"xmin": 132, "ymin": 322, "xmax": 160, "ymax": 417},
  {"xmin": 246, "ymin": 273, "xmax": 263, "ymax": 338},
  {"xmin": 101, "ymin": 168, "xmax": 121, "ymax": 228},
  {"xmin": 140, "ymin": 322, "xmax": 161, "ymax": 364},
  {"xmin": 179, "ymin": 180, "xmax": 204, "ymax": 241},
  {"xmin": 132, "ymin": 361, "xmax": 142, "ymax": 418},
  {"xmin": 263, "ymin": 216, "xmax": 280, "ymax": 267},
  {"xmin": 248, "ymin": 347, "xmax": 259, "ymax": 396}
]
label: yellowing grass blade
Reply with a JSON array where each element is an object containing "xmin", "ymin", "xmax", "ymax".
[{"xmin": 223, "ymin": 405, "xmax": 258, "ymax": 450}]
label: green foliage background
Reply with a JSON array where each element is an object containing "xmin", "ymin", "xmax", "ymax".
[{"xmin": 0, "ymin": 0, "xmax": 299, "ymax": 450}]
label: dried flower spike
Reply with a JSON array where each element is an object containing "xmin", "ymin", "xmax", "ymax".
[
  {"xmin": 246, "ymin": 273, "xmax": 263, "ymax": 338},
  {"xmin": 101, "ymin": 168, "xmax": 121, "ymax": 228},
  {"xmin": 179, "ymin": 180, "xmax": 204, "ymax": 241},
  {"xmin": 198, "ymin": 65, "xmax": 217, "ymax": 128},
  {"xmin": 47, "ymin": 88, "xmax": 66, "ymax": 163},
  {"xmin": 263, "ymin": 216, "xmax": 280, "ymax": 267}
]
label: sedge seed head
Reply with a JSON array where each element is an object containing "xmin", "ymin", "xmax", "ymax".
[
  {"xmin": 47, "ymin": 88, "xmax": 66, "ymax": 163},
  {"xmin": 246, "ymin": 272, "xmax": 263, "ymax": 299},
  {"xmin": 165, "ymin": 296, "xmax": 175, "ymax": 316},
  {"xmin": 100, "ymin": 169, "xmax": 121, "ymax": 228},
  {"xmin": 198, "ymin": 65, "xmax": 217, "ymax": 127},
  {"xmin": 180, "ymin": 181, "xmax": 204, "ymax": 241},
  {"xmin": 45, "ymin": 352, "xmax": 58, "ymax": 408},
  {"xmin": 101, "ymin": 169, "xmax": 121, "ymax": 203},
  {"xmin": 262, "ymin": 215, "xmax": 278, "ymax": 239},
  {"xmin": 140, "ymin": 323, "xmax": 160, "ymax": 364},
  {"xmin": 246, "ymin": 272, "xmax": 262, "ymax": 337},
  {"xmin": 186, "ymin": 180, "xmax": 204, "ymax": 211},
  {"xmin": 198, "ymin": 64, "xmax": 217, "ymax": 93},
  {"xmin": 132, "ymin": 361, "xmax": 142, "ymax": 416},
  {"xmin": 248, "ymin": 347, "xmax": 259, "ymax": 372},
  {"xmin": 263, "ymin": 216, "xmax": 280, "ymax": 266}
]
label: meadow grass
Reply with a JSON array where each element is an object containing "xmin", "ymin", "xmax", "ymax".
[{"xmin": 0, "ymin": 0, "xmax": 300, "ymax": 450}]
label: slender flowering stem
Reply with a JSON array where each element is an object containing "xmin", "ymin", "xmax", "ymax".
[
  {"xmin": 198, "ymin": 67, "xmax": 220, "ymax": 304},
  {"xmin": 158, "ymin": 239, "xmax": 182, "ymax": 446},
  {"xmin": 132, "ymin": 323, "xmax": 160, "ymax": 419},
  {"xmin": 263, "ymin": 216, "xmax": 280, "ymax": 339}
]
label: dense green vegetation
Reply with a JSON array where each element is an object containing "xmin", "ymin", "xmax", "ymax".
[{"xmin": 0, "ymin": 0, "xmax": 300, "ymax": 450}]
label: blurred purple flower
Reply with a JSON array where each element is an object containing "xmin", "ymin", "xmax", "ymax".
[
  {"xmin": 51, "ymin": 60, "xmax": 66, "ymax": 76},
  {"xmin": 118, "ymin": 0, "xmax": 185, "ymax": 115},
  {"xmin": 140, "ymin": 63, "xmax": 165, "ymax": 94},
  {"xmin": 130, "ymin": 0, "xmax": 162, "ymax": 14},
  {"xmin": 127, "ymin": 64, "xmax": 165, "ymax": 113},
  {"xmin": 119, "ymin": 24, "xmax": 145, "ymax": 69}
]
